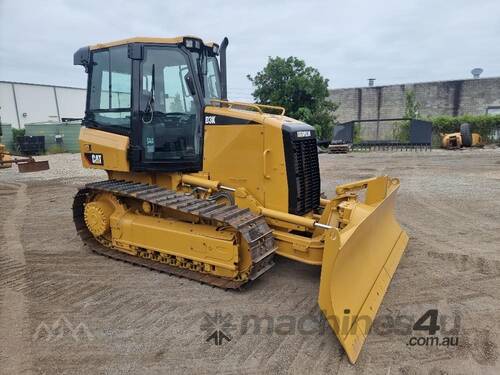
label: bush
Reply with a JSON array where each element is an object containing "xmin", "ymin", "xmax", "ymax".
[
  {"xmin": 12, "ymin": 128, "xmax": 25, "ymax": 141},
  {"xmin": 430, "ymin": 115, "xmax": 500, "ymax": 140},
  {"xmin": 11, "ymin": 128, "xmax": 26, "ymax": 151}
]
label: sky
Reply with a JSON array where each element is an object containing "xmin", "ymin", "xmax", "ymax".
[{"xmin": 1, "ymin": 0, "xmax": 499, "ymax": 101}]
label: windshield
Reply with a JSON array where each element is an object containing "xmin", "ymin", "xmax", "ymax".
[{"xmin": 190, "ymin": 51, "xmax": 222, "ymax": 104}]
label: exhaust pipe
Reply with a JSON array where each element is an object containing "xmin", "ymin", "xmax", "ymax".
[{"xmin": 219, "ymin": 37, "xmax": 229, "ymax": 100}]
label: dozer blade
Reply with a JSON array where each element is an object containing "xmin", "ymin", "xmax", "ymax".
[
  {"xmin": 17, "ymin": 160, "xmax": 50, "ymax": 173},
  {"xmin": 318, "ymin": 176, "xmax": 408, "ymax": 364}
]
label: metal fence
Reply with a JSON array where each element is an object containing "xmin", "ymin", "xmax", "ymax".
[{"xmin": 333, "ymin": 118, "xmax": 433, "ymax": 151}]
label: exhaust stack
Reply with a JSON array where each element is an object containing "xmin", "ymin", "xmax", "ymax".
[{"xmin": 220, "ymin": 37, "xmax": 229, "ymax": 100}]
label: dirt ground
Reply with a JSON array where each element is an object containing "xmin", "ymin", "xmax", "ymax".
[{"xmin": 1, "ymin": 149, "xmax": 499, "ymax": 375}]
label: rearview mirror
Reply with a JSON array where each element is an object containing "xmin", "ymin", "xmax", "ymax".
[{"xmin": 184, "ymin": 74, "xmax": 196, "ymax": 96}]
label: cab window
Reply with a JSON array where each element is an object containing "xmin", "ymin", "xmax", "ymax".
[
  {"xmin": 88, "ymin": 46, "xmax": 131, "ymax": 129},
  {"xmin": 140, "ymin": 46, "xmax": 201, "ymax": 162}
]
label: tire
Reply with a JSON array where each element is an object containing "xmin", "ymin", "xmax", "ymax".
[{"xmin": 460, "ymin": 123, "xmax": 472, "ymax": 147}]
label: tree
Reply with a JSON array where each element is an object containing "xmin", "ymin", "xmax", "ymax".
[
  {"xmin": 393, "ymin": 90, "xmax": 421, "ymax": 142},
  {"xmin": 404, "ymin": 90, "xmax": 420, "ymax": 119},
  {"xmin": 247, "ymin": 57, "xmax": 338, "ymax": 140}
]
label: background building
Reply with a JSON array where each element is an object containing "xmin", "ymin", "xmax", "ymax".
[
  {"xmin": 329, "ymin": 76, "xmax": 500, "ymax": 124},
  {"xmin": 0, "ymin": 81, "xmax": 86, "ymax": 128},
  {"xmin": 2, "ymin": 77, "xmax": 500, "ymax": 132}
]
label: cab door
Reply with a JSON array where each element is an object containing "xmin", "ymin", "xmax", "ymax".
[{"xmin": 130, "ymin": 45, "xmax": 204, "ymax": 172}]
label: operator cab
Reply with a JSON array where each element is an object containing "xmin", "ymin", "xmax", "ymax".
[{"xmin": 74, "ymin": 36, "xmax": 227, "ymax": 172}]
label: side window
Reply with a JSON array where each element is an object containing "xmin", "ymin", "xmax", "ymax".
[
  {"xmin": 88, "ymin": 46, "xmax": 131, "ymax": 129},
  {"xmin": 204, "ymin": 57, "xmax": 221, "ymax": 102}
]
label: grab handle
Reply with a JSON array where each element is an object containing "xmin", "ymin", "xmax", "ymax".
[{"xmin": 263, "ymin": 149, "xmax": 271, "ymax": 179}]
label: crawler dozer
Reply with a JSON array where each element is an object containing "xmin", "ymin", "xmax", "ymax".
[
  {"xmin": 73, "ymin": 36, "xmax": 408, "ymax": 363},
  {"xmin": 441, "ymin": 122, "xmax": 482, "ymax": 149}
]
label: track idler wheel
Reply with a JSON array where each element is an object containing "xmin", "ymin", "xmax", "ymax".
[{"xmin": 84, "ymin": 197, "xmax": 115, "ymax": 237}]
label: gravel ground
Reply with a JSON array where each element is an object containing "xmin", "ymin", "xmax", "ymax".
[{"xmin": 1, "ymin": 148, "xmax": 499, "ymax": 374}]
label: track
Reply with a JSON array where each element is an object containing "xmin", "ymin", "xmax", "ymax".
[{"xmin": 72, "ymin": 180, "xmax": 277, "ymax": 289}]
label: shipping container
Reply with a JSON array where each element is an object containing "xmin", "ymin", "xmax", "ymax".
[{"xmin": 24, "ymin": 121, "xmax": 82, "ymax": 153}]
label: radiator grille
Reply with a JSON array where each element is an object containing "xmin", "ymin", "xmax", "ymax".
[{"xmin": 290, "ymin": 138, "xmax": 321, "ymax": 215}]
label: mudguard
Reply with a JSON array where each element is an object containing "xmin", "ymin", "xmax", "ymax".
[{"xmin": 318, "ymin": 176, "xmax": 408, "ymax": 363}]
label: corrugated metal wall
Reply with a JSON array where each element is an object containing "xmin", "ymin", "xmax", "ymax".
[
  {"xmin": 0, "ymin": 81, "xmax": 86, "ymax": 129},
  {"xmin": 0, "ymin": 123, "xmax": 13, "ymax": 151},
  {"xmin": 25, "ymin": 121, "xmax": 82, "ymax": 153},
  {"xmin": 1, "ymin": 121, "xmax": 82, "ymax": 154}
]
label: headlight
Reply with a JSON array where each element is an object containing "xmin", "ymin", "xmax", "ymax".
[{"xmin": 183, "ymin": 37, "xmax": 203, "ymax": 50}]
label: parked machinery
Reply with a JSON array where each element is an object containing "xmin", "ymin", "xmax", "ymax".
[
  {"xmin": 0, "ymin": 126, "xmax": 49, "ymax": 172},
  {"xmin": 441, "ymin": 123, "xmax": 482, "ymax": 149},
  {"xmin": 73, "ymin": 36, "xmax": 409, "ymax": 363},
  {"xmin": 0, "ymin": 142, "xmax": 12, "ymax": 169}
]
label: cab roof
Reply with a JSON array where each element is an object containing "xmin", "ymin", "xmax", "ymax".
[{"xmin": 90, "ymin": 36, "xmax": 216, "ymax": 50}]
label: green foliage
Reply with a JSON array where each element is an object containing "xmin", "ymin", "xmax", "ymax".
[
  {"xmin": 430, "ymin": 114, "xmax": 500, "ymax": 140},
  {"xmin": 248, "ymin": 56, "xmax": 338, "ymax": 140},
  {"xmin": 393, "ymin": 90, "xmax": 421, "ymax": 142},
  {"xmin": 12, "ymin": 128, "xmax": 25, "ymax": 149},
  {"xmin": 404, "ymin": 90, "xmax": 420, "ymax": 119},
  {"xmin": 353, "ymin": 123, "xmax": 362, "ymax": 143}
]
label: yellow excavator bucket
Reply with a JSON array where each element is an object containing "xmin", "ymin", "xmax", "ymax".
[{"xmin": 318, "ymin": 176, "xmax": 408, "ymax": 363}]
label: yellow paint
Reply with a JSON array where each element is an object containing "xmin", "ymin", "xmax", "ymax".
[
  {"xmin": 202, "ymin": 105, "xmax": 290, "ymax": 211},
  {"xmin": 79, "ymin": 127, "xmax": 129, "ymax": 172},
  {"xmin": 317, "ymin": 177, "xmax": 408, "ymax": 363},
  {"xmin": 441, "ymin": 131, "xmax": 483, "ymax": 148},
  {"xmin": 114, "ymin": 212, "xmax": 240, "ymax": 275},
  {"xmin": 90, "ymin": 35, "xmax": 215, "ymax": 50},
  {"xmin": 86, "ymin": 193, "xmax": 250, "ymax": 280},
  {"xmin": 0, "ymin": 144, "xmax": 12, "ymax": 168}
]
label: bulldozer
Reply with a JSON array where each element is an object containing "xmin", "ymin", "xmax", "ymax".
[
  {"xmin": 73, "ymin": 36, "xmax": 409, "ymax": 363},
  {"xmin": 441, "ymin": 122, "xmax": 483, "ymax": 149}
]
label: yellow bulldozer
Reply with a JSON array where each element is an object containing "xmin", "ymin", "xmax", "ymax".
[
  {"xmin": 73, "ymin": 36, "xmax": 409, "ymax": 363},
  {"xmin": 441, "ymin": 122, "xmax": 482, "ymax": 149}
]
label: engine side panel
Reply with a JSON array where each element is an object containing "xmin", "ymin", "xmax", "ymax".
[
  {"xmin": 79, "ymin": 127, "xmax": 130, "ymax": 172},
  {"xmin": 202, "ymin": 106, "xmax": 289, "ymax": 212}
]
